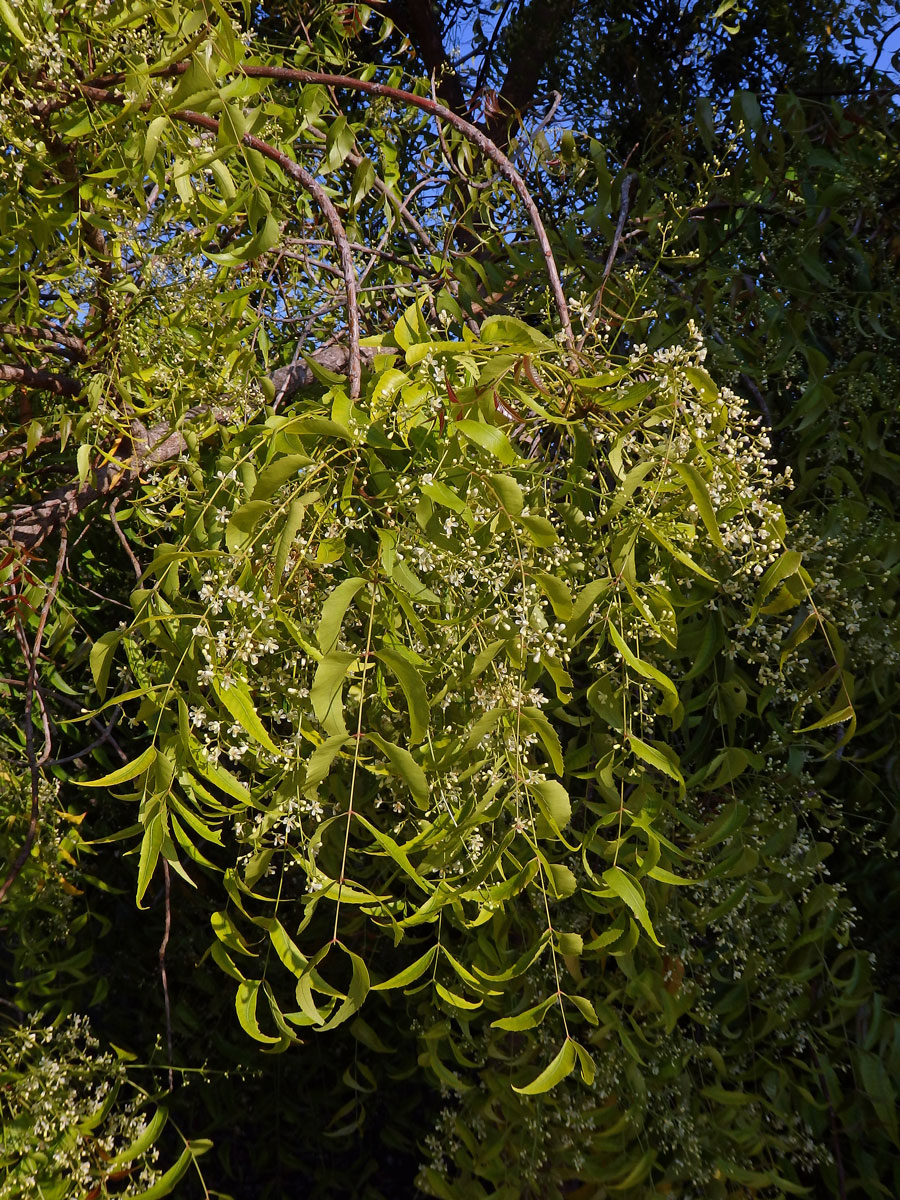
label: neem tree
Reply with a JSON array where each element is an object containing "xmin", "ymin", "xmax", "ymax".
[{"xmin": 1, "ymin": 3, "xmax": 897, "ymax": 1197}]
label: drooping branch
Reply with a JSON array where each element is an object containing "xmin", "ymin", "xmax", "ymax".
[
  {"xmin": 236, "ymin": 66, "xmax": 574, "ymax": 351},
  {"xmin": 0, "ymin": 532, "xmax": 67, "ymax": 905},
  {"xmin": 73, "ymin": 82, "xmax": 362, "ymax": 400},
  {"xmin": 84, "ymin": 63, "xmax": 574, "ymax": 351},
  {"xmin": 0, "ymin": 343, "xmax": 372, "ymax": 552}
]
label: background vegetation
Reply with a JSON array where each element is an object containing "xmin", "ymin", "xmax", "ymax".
[{"xmin": 1, "ymin": 2, "xmax": 898, "ymax": 1197}]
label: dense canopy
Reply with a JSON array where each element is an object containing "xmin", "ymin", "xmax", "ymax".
[{"xmin": 1, "ymin": 2, "xmax": 898, "ymax": 1198}]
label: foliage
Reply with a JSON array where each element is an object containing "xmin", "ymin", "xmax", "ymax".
[{"xmin": 0, "ymin": 1, "xmax": 898, "ymax": 1198}]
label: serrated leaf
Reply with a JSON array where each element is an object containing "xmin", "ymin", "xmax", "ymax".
[
  {"xmin": 531, "ymin": 778, "xmax": 572, "ymax": 833},
  {"xmin": 481, "ymin": 315, "xmax": 554, "ymax": 349},
  {"xmin": 81, "ymin": 745, "xmax": 156, "ymax": 787},
  {"xmin": 671, "ymin": 461, "xmax": 724, "ymax": 548},
  {"xmin": 750, "ymin": 550, "xmax": 802, "ymax": 621},
  {"xmin": 90, "ymin": 630, "xmax": 123, "ymax": 701},
  {"xmin": 368, "ymin": 732, "xmax": 428, "ymax": 804},
  {"xmin": 372, "ymin": 945, "xmax": 438, "ymax": 991},
  {"xmin": 317, "ymin": 577, "xmax": 367, "ymax": 653},
  {"xmin": 628, "ymin": 734, "xmax": 684, "ymax": 793},
  {"xmin": 235, "ymin": 979, "xmax": 283, "ymax": 1044},
  {"xmin": 603, "ymin": 866, "xmax": 662, "ymax": 946},
  {"xmin": 489, "ymin": 472, "xmax": 524, "ymax": 515},
  {"xmin": 226, "ymin": 500, "xmax": 272, "ymax": 553},
  {"xmin": 609, "ymin": 624, "xmax": 680, "ymax": 715},
  {"xmin": 136, "ymin": 813, "xmax": 164, "ymax": 908},
  {"xmin": 492, "ymin": 995, "xmax": 557, "ymax": 1030}
]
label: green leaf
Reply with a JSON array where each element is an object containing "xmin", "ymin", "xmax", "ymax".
[
  {"xmin": 513, "ymin": 1039, "xmax": 577, "ymax": 1094},
  {"xmin": 376, "ymin": 648, "xmax": 429, "ymax": 743},
  {"xmin": 226, "ymin": 500, "xmax": 272, "ymax": 553},
  {"xmin": 683, "ymin": 365, "xmax": 718, "ymax": 403},
  {"xmin": 323, "ymin": 114, "xmax": 354, "ymax": 172},
  {"xmin": 608, "ymin": 624, "xmax": 680, "ymax": 716},
  {"xmin": 531, "ymin": 778, "xmax": 572, "ymax": 833},
  {"xmin": 136, "ymin": 813, "xmax": 164, "ymax": 908},
  {"xmin": 534, "ymin": 571, "xmax": 573, "ymax": 618},
  {"xmin": 90, "ymin": 630, "xmax": 123, "ymax": 701},
  {"xmin": 372, "ymin": 945, "xmax": 438, "ymax": 991},
  {"xmin": 481, "ymin": 315, "xmax": 554, "ymax": 349},
  {"xmin": 311, "ymin": 652, "xmax": 356, "ymax": 737},
  {"xmin": 105, "ymin": 1106, "xmax": 167, "ymax": 1169},
  {"xmin": 435, "ymin": 982, "xmax": 482, "ymax": 1011},
  {"xmin": 235, "ymin": 979, "xmax": 283, "ymax": 1044},
  {"xmin": 81, "ymin": 745, "xmax": 156, "ymax": 787},
  {"xmin": 368, "ymin": 732, "xmax": 429, "ymax": 804},
  {"xmin": 520, "ymin": 708, "xmax": 564, "ymax": 775},
  {"xmin": 518, "ymin": 514, "xmax": 557, "ymax": 546},
  {"xmin": 456, "ymin": 419, "xmax": 517, "ymax": 465},
  {"xmin": 275, "ymin": 491, "xmax": 319, "ymax": 586},
  {"xmin": 143, "ymin": 115, "xmax": 168, "ymax": 171},
  {"xmin": 213, "ymin": 676, "xmax": 278, "ymax": 754},
  {"xmin": 603, "ymin": 866, "xmax": 662, "ymax": 946},
  {"xmin": 671, "ymin": 461, "xmax": 724, "ymax": 549},
  {"xmin": 492, "ymin": 995, "xmax": 557, "ymax": 1031},
  {"xmin": 130, "ymin": 1145, "xmax": 196, "ymax": 1199},
  {"xmin": 318, "ymin": 944, "xmax": 370, "ymax": 1030},
  {"xmin": 547, "ymin": 862, "xmax": 577, "ymax": 898},
  {"xmin": 750, "ymin": 550, "xmax": 803, "ymax": 621},
  {"xmin": 317, "ymin": 577, "xmax": 367, "ymax": 653},
  {"xmin": 252, "ymin": 455, "xmax": 313, "ymax": 500},
  {"xmin": 489, "ymin": 472, "xmax": 524, "ymax": 515},
  {"xmin": 797, "ymin": 701, "xmax": 854, "ymax": 733},
  {"xmin": 628, "ymin": 734, "xmax": 684, "ymax": 793},
  {"xmin": 304, "ymin": 734, "xmax": 351, "ymax": 794},
  {"xmin": 0, "ymin": 0, "xmax": 27, "ymax": 43}
]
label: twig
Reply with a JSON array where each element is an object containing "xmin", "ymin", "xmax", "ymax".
[
  {"xmin": 109, "ymin": 495, "xmax": 142, "ymax": 580},
  {"xmin": 0, "ymin": 533, "xmax": 68, "ymax": 904},
  {"xmin": 85, "ymin": 64, "xmax": 574, "ymax": 351},
  {"xmin": 159, "ymin": 859, "xmax": 174, "ymax": 1091},
  {"xmin": 577, "ymin": 171, "xmax": 638, "ymax": 353},
  {"xmin": 72, "ymin": 82, "xmax": 362, "ymax": 400}
]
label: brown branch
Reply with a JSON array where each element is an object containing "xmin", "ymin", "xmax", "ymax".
[
  {"xmin": 0, "ymin": 324, "xmax": 87, "ymax": 361},
  {"xmin": 0, "ymin": 341, "xmax": 373, "ymax": 552},
  {"xmin": 0, "ymin": 363, "xmax": 82, "ymax": 397},
  {"xmin": 485, "ymin": 0, "xmax": 577, "ymax": 149},
  {"xmin": 109, "ymin": 495, "xmax": 142, "ymax": 579},
  {"xmin": 80, "ymin": 65, "xmax": 573, "ymax": 349},
  {"xmin": 236, "ymin": 66, "xmax": 573, "ymax": 350},
  {"xmin": 0, "ymin": 532, "xmax": 67, "ymax": 905},
  {"xmin": 381, "ymin": 0, "xmax": 468, "ymax": 116},
  {"xmin": 73, "ymin": 82, "xmax": 362, "ymax": 401}
]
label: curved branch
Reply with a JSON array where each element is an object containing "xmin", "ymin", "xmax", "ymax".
[
  {"xmin": 239, "ymin": 66, "xmax": 574, "ymax": 352},
  {"xmin": 75, "ymin": 84, "xmax": 362, "ymax": 399},
  {"xmin": 85, "ymin": 64, "xmax": 574, "ymax": 351},
  {"xmin": 0, "ymin": 533, "xmax": 67, "ymax": 905}
]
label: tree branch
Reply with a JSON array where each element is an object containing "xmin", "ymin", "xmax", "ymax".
[
  {"xmin": 485, "ymin": 0, "xmax": 576, "ymax": 149},
  {"xmin": 0, "ymin": 533, "xmax": 67, "ymax": 905},
  {"xmin": 0, "ymin": 363, "xmax": 82, "ymax": 397}
]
